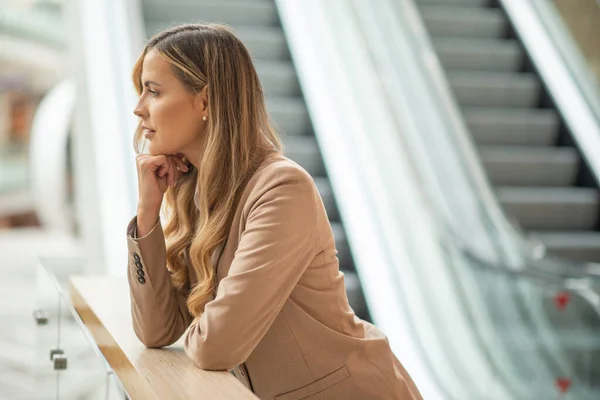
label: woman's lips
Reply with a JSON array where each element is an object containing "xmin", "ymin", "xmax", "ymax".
[{"xmin": 144, "ymin": 129, "xmax": 156, "ymax": 138}]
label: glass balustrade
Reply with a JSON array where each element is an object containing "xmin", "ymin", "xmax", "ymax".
[{"xmin": 35, "ymin": 258, "xmax": 129, "ymax": 400}]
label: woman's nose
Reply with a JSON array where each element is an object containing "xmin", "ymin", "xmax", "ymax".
[{"xmin": 133, "ymin": 101, "xmax": 147, "ymax": 118}]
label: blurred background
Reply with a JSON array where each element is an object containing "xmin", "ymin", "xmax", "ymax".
[{"xmin": 0, "ymin": 0, "xmax": 599, "ymax": 399}]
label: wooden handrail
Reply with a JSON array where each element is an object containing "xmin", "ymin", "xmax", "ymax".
[{"xmin": 69, "ymin": 276, "xmax": 258, "ymax": 399}]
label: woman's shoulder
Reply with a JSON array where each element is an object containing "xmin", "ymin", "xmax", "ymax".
[
  {"xmin": 243, "ymin": 153, "xmax": 319, "ymax": 207},
  {"xmin": 252, "ymin": 152, "xmax": 314, "ymax": 188}
]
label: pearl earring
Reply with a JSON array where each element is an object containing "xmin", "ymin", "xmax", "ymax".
[{"xmin": 202, "ymin": 116, "xmax": 207, "ymax": 121}]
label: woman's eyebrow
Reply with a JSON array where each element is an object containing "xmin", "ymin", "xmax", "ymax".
[{"xmin": 144, "ymin": 80, "xmax": 162, "ymax": 87}]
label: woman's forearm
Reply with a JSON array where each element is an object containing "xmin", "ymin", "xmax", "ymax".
[{"xmin": 136, "ymin": 205, "xmax": 160, "ymax": 237}]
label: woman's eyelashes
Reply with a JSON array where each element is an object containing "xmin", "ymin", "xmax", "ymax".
[{"xmin": 148, "ymin": 89, "xmax": 160, "ymax": 97}]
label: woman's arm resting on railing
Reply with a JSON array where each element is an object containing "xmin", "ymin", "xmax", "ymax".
[
  {"xmin": 184, "ymin": 167, "xmax": 319, "ymax": 371},
  {"xmin": 126, "ymin": 216, "xmax": 193, "ymax": 347}
]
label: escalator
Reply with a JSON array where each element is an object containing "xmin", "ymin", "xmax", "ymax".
[
  {"xmin": 400, "ymin": 0, "xmax": 600, "ymax": 398},
  {"xmin": 140, "ymin": 0, "xmax": 369, "ymax": 320},
  {"xmin": 307, "ymin": 0, "xmax": 600, "ymax": 397},
  {"xmin": 415, "ymin": 0, "xmax": 600, "ymax": 262}
]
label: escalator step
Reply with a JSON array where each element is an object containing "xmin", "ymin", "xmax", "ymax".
[
  {"xmin": 234, "ymin": 27, "xmax": 289, "ymax": 60},
  {"xmin": 480, "ymin": 146, "xmax": 579, "ymax": 187},
  {"xmin": 283, "ymin": 136, "xmax": 326, "ymax": 177},
  {"xmin": 142, "ymin": 1, "xmax": 279, "ymax": 26},
  {"xmin": 419, "ymin": 6, "xmax": 506, "ymax": 39},
  {"xmin": 497, "ymin": 187, "xmax": 599, "ymax": 231},
  {"xmin": 255, "ymin": 60, "xmax": 301, "ymax": 97},
  {"xmin": 433, "ymin": 38, "xmax": 522, "ymax": 73},
  {"xmin": 266, "ymin": 97, "xmax": 312, "ymax": 136},
  {"xmin": 465, "ymin": 108, "xmax": 559, "ymax": 146},
  {"xmin": 448, "ymin": 72, "xmax": 540, "ymax": 108}
]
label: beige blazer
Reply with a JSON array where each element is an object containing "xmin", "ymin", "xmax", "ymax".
[{"xmin": 126, "ymin": 153, "xmax": 422, "ymax": 400}]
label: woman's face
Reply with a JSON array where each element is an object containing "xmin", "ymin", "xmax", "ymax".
[{"xmin": 133, "ymin": 49, "xmax": 207, "ymax": 159}]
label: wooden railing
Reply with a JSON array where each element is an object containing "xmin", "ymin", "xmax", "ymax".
[{"xmin": 69, "ymin": 276, "xmax": 258, "ymax": 399}]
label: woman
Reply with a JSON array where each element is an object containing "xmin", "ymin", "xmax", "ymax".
[{"xmin": 126, "ymin": 23, "xmax": 422, "ymax": 400}]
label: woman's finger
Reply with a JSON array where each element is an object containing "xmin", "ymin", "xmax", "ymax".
[
  {"xmin": 143, "ymin": 155, "xmax": 168, "ymax": 175},
  {"xmin": 158, "ymin": 165, "xmax": 168, "ymax": 178},
  {"xmin": 162, "ymin": 159, "xmax": 173, "ymax": 187},
  {"xmin": 172, "ymin": 156, "xmax": 189, "ymax": 172}
]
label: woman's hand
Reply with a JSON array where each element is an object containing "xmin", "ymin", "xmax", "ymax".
[{"xmin": 135, "ymin": 153, "xmax": 189, "ymax": 235}]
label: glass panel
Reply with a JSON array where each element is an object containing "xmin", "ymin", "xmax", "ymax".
[
  {"xmin": 56, "ymin": 280, "xmax": 126, "ymax": 399},
  {"xmin": 35, "ymin": 262, "xmax": 61, "ymax": 399},
  {"xmin": 409, "ymin": 236, "xmax": 600, "ymax": 399},
  {"xmin": 35, "ymin": 258, "xmax": 129, "ymax": 400},
  {"xmin": 468, "ymin": 257, "xmax": 600, "ymax": 399}
]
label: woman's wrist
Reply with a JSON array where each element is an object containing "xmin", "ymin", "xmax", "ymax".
[{"xmin": 137, "ymin": 206, "xmax": 160, "ymax": 237}]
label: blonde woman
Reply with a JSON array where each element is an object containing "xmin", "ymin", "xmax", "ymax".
[{"xmin": 126, "ymin": 23, "xmax": 422, "ymax": 400}]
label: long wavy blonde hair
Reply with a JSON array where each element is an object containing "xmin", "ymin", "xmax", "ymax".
[{"xmin": 131, "ymin": 23, "xmax": 283, "ymax": 318}]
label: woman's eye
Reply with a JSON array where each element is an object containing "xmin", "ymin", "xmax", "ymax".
[{"xmin": 148, "ymin": 89, "xmax": 159, "ymax": 97}]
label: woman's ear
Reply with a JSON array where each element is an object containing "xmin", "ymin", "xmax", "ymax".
[{"xmin": 194, "ymin": 85, "xmax": 208, "ymax": 113}]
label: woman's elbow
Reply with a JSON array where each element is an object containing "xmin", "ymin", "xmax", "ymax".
[
  {"xmin": 140, "ymin": 337, "xmax": 175, "ymax": 349},
  {"xmin": 185, "ymin": 343, "xmax": 243, "ymax": 371}
]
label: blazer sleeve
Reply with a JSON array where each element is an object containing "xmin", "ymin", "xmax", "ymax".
[
  {"xmin": 126, "ymin": 216, "xmax": 193, "ymax": 347},
  {"xmin": 184, "ymin": 166, "xmax": 320, "ymax": 371}
]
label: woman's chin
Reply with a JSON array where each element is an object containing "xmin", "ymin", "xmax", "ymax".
[
  {"xmin": 147, "ymin": 142, "xmax": 164, "ymax": 156},
  {"xmin": 148, "ymin": 142, "xmax": 179, "ymax": 157}
]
